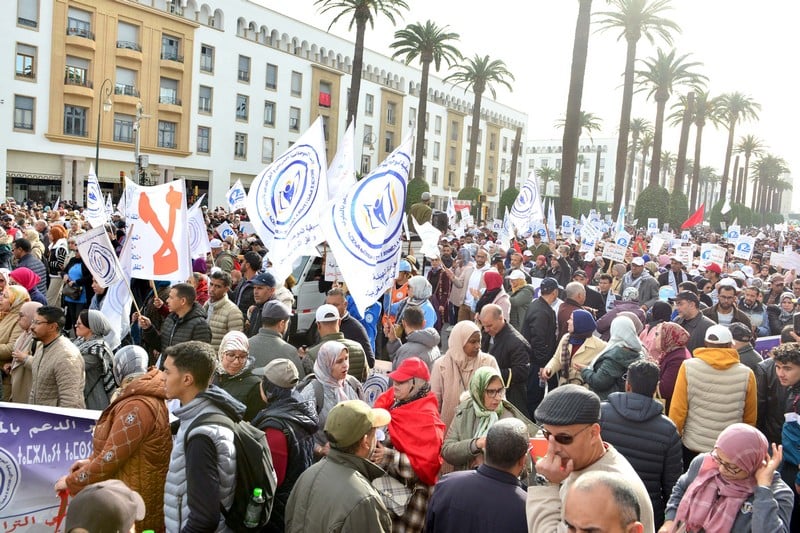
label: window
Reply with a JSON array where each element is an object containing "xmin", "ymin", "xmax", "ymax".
[
  {"xmin": 263, "ymin": 101, "xmax": 275, "ymax": 126},
  {"xmin": 385, "ymin": 131, "xmax": 395, "ymax": 153},
  {"xmin": 582, "ymin": 185, "xmax": 589, "ymax": 196},
  {"xmin": 555, "ymin": 159, "xmax": 562, "ymax": 170},
  {"xmin": 113, "ymin": 113, "xmax": 134, "ymax": 143},
  {"xmin": 433, "ymin": 142, "xmax": 440, "ymax": 161},
  {"xmin": 489, "ymin": 156, "xmax": 495, "ymax": 173},
  {"xmin": 502, "ymin": 137, "xmax": 508, "ymax": 152},
  {"xmin": 422, "ymin": 141, "xmax": 427, "ymax": 157},
  {"xmin": 14, "ymin": 95, "xmax": 34, "ymax": 130},
  {"xmin": 386, "ymin": 102, "xmax": 396, "ymax": 125},
  {"xmin": 265, "ymin": 63, "xmax": 277, "ymax": 90},
  {"xmin": 450, "ymin": 121, "xmax": 458, "ymax": 141},
  {"xmin": 363, "ymin": 124, "xmax": 373, "ymax": 145},
  {"xmin": 289, "ymin": 107, "xmax": 300, "ymax": 131},
  {"xmin": 63, "ymin": 105, "xmax": 87, "ymax": 136},
  {"xmin": 197, "ymin": 126, "xmax": 210, "ymax": 154},
  {"xmin": 490, "ymin": 133, "xmax": 496, "ymax": 151},
  {"xmin": 319, "ymin": 81, "xmax": 332, "ymax": 108},
  {"xmin": 365, "ymin": 94, "xmax": 374, "ymax": 116},
  {"xmin": 234, "ymin": 132, "xmax": 247, "ymax": 159},
  {"xmin": 432, "ymin": 167, "xmax": 439, "ymax": 185},
  {"xmin": 425, "ymin": 112, "xmax": 429, "ymax": 131},
  {"xmin": 65, "ymin": 56, "xmax": 89, "ymax": 87},
  {"xmin": 115, "ymin": 67, "xmax": 137, "ymax": 96},
  {"xmin": 435, "ymin": 116, "xmax": 442, "ymax": 135},
  {"xmin": 17, "ymin": 0, "xmax": 39, "ymax": 28},
  {"xmin": 236, "ymin": 94, "xmax": 249, "ymax": 121},
  {"xmin": 200, "ymin": 44, "xmax": 214, "ymax": 73},
  {"xmin": 408, "ymin": 107, "xmax": 416, "ymax": 127},
  {"xmin": 322, "ymin": 115, "xmax": 330, "ymax": 141},
  {"xmin": 159, "ymin": 77, "xmax": 179, "ymax": 105},
  {"xmin": 15, "ymin": 43, "xmax": 35, "ymax": 79},
  {"xmin": 448, "ymin": 171, "xmax": 454, "ymax": 187},
  {"xmin": 361, "ymin": 155, "xmax": 371, "ymax": 174},
  {"xmin": 528, "ymin": 159, "xmax": 535, "ymax": 169},
  {"xmin": 67, "ymin": 7, "xmax": 92, "ymax": 39},
  {"xmin": 158, "ymin": 120, "xmax": 177, "ymax": 148},
  {"xmin": 161, "ymin": 34, "xmax": 181, "ymax": 62},
  {"xmin": 238, "ymin": 55, "xmax": 250, "ymax": 82},
  {"xmin": 449, "ymin": 146, "xmax": 456, "ymax": 165},
  {"xmin": 262, "ymin": 137, "xmax": 274, "ymax": 164},
  {"xmin": 117, "ymin": 21, "xmax": 140, "ymax": 51},
  {"xmin": 291, "ymin": 71, "xmax": 302, "ymax": 97},
  {"xmin": 198, "ymin": 86, "xmax": 212, "ymax": 113}
]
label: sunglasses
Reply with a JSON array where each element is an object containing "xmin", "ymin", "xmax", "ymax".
[{"xmin": 541, "ymin": 424, "xmax": 592, "ymax": 445}]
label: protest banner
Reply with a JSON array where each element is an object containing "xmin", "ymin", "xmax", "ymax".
[
  {"xmin": 84, "ymin": 166, "xmax": 107, "ymax": 229},
  {"xmin": 602, "ymin": 242, "xmax": 627, "ymax": 263},
  {"xmin": 561, "ymin": 216, "xmax": 574, "ymax": 235},
  {"xmin": 673, "ymin": 245, "xmax": 694, "ymax": 267},
  {"xmin": 647, "ymin": 218, "xmax": 659, "ymax": 235},
  {"xmin": 734, "ymin": 235, "xmax": 756, "ymax": 260},
  {"xmin": 225, "ymin": 179, "xmax": 247, "ymax": 212},
  {"xmin": 614, "ymin": 230, "xmax": 631, "ymax": 248},
  {"xmin": 728, "ymin": 224, "xmax": 741, "ymax": 240},
  {"xmin": 700, "ymin": 243, "xmax": 726, "ymax": 266},
  {"xmin": 649, "ymin": 236, "xmax": 665, "ymax": 257},
  {"xmin": 411, "ymin": 217, "xmax": 442, "ymax": 259},
  {"xmin": 509, "ymin": 172, "xmax": 544, "ymax": 233},
  {"xmin": 446, "ymin": 196, "xmax": 457, "ymax": 228},
  {"xmin": 75, "ymin": 226, "xmax": 122, "ymax": 288},
  {"xmin": 187, "ymin": 196, "xmax": 211, "ymax": 260},
  {"xmin": 324, "ymin": 248, "xmax": 343, "ymax": 282},
  {"xmin": 215, "ymin": 221, "xmax": 236, "ymax": 241},
  {"xmin": 754, "ymin": 335, "xmax": 781, "ymax": 358}
]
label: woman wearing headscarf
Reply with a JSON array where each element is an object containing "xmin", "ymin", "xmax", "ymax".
[
  {"xmin": 73, "ymin": 309, "xmax": 116, "ymax": 410},
  {"xmin": 656, "ymin": 322, "xmax": 692, "ymax": 413},
  {"xmin": 372, "ymin": 357, "xmax": 445, "ymax": 532},
  {"xmin": 640, "ymin": 301, "xmax": 674, "ymax": 361},
  {"xmin": 0, "ymin": 285, "xmax": 28, "ymax": 401},
  {"xmin": 441, "ymin": 366, "xmax": 537, "ymax": 471},
  {"xmin": 46, "ymin": 224, "xmax": 69, "ymax": 306},
  {"xmin": 24, "ymin": 228, "xmax": 45, "ymax": 261},
  {"xmin": 391, "ymin": 275, "xmax": 437, "ymax": 329},
  {"xmin": 660, "ymin": 424, "xmax": 791, "ymax": 533},
  {"xmin": 575, "ymin": 315, "xmax": 644, "ymax": 400},
  {"xmin": 9, "ymin": 266, "xmax": 47, "ymax": 306},
  {"xmin": 474, "ymin": 270, "xmax": 510, "ymax": 321},
  {"xmin": 299, "ymin": 340, "xmax": 363, "ymax": 457},
  {"xmin": 88, "ymin": 277, "xmax": 107, "ymax": 311},
  {"xmin": 767, "ymin": 291, "xmax": 797, "ymax": 335},
  {"xmin": 542, "ymin": 309, "xmax": 607, "ymax": 387},
  {"xmin": 211, "ymin": 330, "xmax": 263, "ymax": 421},
  {"xmin": 430, "ymin": 320, "xmax": 499, "ymax": 431},
  {"xmin": 55, "ymin": 345, "xmax": 172, "ymax": 533}
]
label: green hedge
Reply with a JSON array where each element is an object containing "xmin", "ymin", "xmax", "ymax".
[
  {"xmin": 499, "ymin": 187, "xmax": 520, "ymax": 217},
  {"xmin": 405, "ymin": 178, "xmax": 430, "ymax": 212},
  {"xmin": 634, "ymin": 185, "xmax": 670, "ymax": 226},
  {"xmin": 668, "ymin": 191, "xmax": 688, "ymax": 231},
  {"xmin": 458, "ymin": 187, "xmax": 482, "ymax": 219}
]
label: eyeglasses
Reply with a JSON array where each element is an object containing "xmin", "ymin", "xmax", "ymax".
[
  {"xmin": 710, "ymin": 449, "xmax": 743, "ymax": 474},
  {"xmin": 484, "ymin": 386, "xmax": 506, "ymax": 398},
  {"xmin": 542, "ymin": 424, "xmax": 592, "ymax": 445},
  {"xmin": 31, "ymin": 320, "xmax": 52, "ymax": 326},
  {"xmin": 224, "ymin": 352, "xmax": 248, "ymax": 362}
]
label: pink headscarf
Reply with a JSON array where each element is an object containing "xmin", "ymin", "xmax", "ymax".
[
  {"xmin": 9, "ymin": 267, "xmax": 40, "ymax": 292},
  {"xmin": 674, "ymin": 423, "xmax": 768, "ymax": 533}
]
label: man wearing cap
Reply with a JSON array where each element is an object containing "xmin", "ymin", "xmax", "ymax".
[
  {"xmin": 527, "ymin": 384, "xmax": 654, "ymax": 533},
  {"xmin": 246, "ymin": 271, "xmax": 276, "ymax": 337},
  {"xmin": 521, "ymin": 278, "xmax": 559, "ymax": 416},
  {"xmin": 306, "ymin": 304, "xmax": 367, "ymax": 380},
  {"xmin": 249, "ymin": 300, "xmax": 306, "ymax": 377},
  {"xmin": 204, "ymin": 270, "xmax": 244, "ymax": 351},
  {"xmin": 765, "ymin": 273, "xmax": 788, "ymax": 305},
  {"xmin": 668, "ymin": 324, "xmax": 757, "ymax": 467},
  {"xmin": 212, "ymin": 236, "xmax": 238, "ymax": 273},
  {"xmin": 408, "ymin": 191, "xmax": 433, "ymax": 230},
  {"xmin": 729, "ymin": 321, "xmax": 762, "ymax": 374},
  {"xmin": 508, "ymin": 270, "xmax": 534, "ymax": 332},
  {"xmin": 558, "ymin": 282, "xmax": 587, "ymax": 339},
  {"xmin": 65, "ymin": 479, "xmax": 146, "ymax": 533},
  {"xmin": 427, "ymin": 419, "xmax": 531, "ymax": 533},
  {"xmin": 252, "ymin": 359, "xmax": 318, "ymax": 532},
  {"xmin": 657, "ymin": 257, "xmax": 686, "ymax": 293},
  {"xmin": 285, "ymin": 399, "xmax": 392, "ymax": 533},
  {"xmin": 530, "ymin": 254, "xmax": 548, "ymax": 279},
  {"xmin": 621, "ymin": 257, "xmax": 659, "ymax": 310},
  {"xmin": 702, "ymin": 262, "xmax": 723, "ymax": 304},
  {"xmin": 319, "ymin": 287, "xmax": 375, "ymax": 370},
  {"xmin": 672, "ymin": 291, "xmax": 716, "ymax": 354},
  {"xmin": 529, "ymin": 233, "xmax": 550, "ymax": 261},
  {"xmin": 233, "ymin": 251, "xmax": 263, "ymax": 318},
  {"xmin": 701, "ymin": 281, "xmax": 752, "ymax": 329}
]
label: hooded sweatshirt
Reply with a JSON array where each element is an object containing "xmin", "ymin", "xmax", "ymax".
[{"xmin": 386, "ymin": 327, "xmax": 441, "ymax": 371}]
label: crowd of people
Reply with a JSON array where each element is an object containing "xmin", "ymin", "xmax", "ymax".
[{"xmin": 4, "ymin": 198, "xmax": 800, "ymax": 532}]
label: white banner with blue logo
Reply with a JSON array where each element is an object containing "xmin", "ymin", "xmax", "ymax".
[
  {"xmin": 187, "ymin": 195, "xmax": 211, "ymax": 260},
  {"xmin": 226, "ymin": 179, "xmax": 248, "ymax": 212},
  {"xmin": 246, "ymin": 117, "xmax": 327, "ymax": 282},
  {"xmin": 446, "ymin": 195, "xmax": 457, "ymax": 229},
  {"xmin": 321, "ymin": 133, "xmax": 412, "ymax": 314},
  {"xmin": 75, "ymin": 225, "xmax": 123, "ymax": 288},
  {"xmin": 84, "ymin": 165, "xmax": 107, "ymax": 229},
  {"xmin": 327, "ymin": 121, "xmax": 357, "ymax": 202},
  {"xmin": 734, "ymin": 235, "xmax": 756, "ymax": 260},
  {"xmin": 509, "ymin": 172, "xmax": 544, "ymax": 234}
]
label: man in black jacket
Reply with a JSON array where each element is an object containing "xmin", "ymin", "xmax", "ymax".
[
  {"xmin": 479, "ymin": 304, "xmax": 531, "ymax": 417},
  {"xmin": 521, "ymin": 277, "xmax": 559, "ymax": 416},
  {"xmin": 599, "ymin": 360, "xmax": 682, "ymax": 528}
]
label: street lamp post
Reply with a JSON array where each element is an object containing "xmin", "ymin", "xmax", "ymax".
[
  {"xmin": 94, "ymin": 79, "xmax": 113, "ymax": 176},
  {"xmin": 133, "ymin": 101, "xmax": 151, "ymax": 185}
]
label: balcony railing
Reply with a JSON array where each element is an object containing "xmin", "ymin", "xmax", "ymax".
[
  {"xmin": 65, "ymin": 128, "xmax": 88, "ymax": 137},
  {"xmin": 116, "ymin": 40, "xmax": 141, "ymax": 52},
  {"xmin": 14, "ymin": 121, "xmax": 33, "ymax": 130},
  {"xmin": 160, "ymin": 51, "xmax": 184, "ymax": 63},
  {"xmin": 64, "ymin": 75, "xmax": 93, "ymax": 88},
  {"xmin": 66, "ymin": 21, "xmax": 94, "ymax": 40},
  {"xmin": 18, "ymin": 17, "xmax": 38, "ymax": 28},
  {"xmin": 238, "ymin": 70, "xmax": 250, "ymax": 82},
  {"xmin": 115, "ymin": 84, "xmax": 139, "ymax": 97},
  {"xmin": 159, "ymin": 95, "xmax": 182, "ymax": 106},
  {"xmin": 114, "ymin": 133, "xmax": 134, "ymax": 143}
]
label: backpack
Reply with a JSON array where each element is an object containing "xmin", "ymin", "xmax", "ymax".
[
  {"xmin": 297, "ymin": 373, "xmax": 364, "ymax": 414},
  {"xmin": 185, "ymin": 413, "xmax": 278, "ymax": 532}
]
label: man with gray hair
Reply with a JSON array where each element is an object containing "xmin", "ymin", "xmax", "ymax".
[
  {"xmin": 564, "ymin": 471, "xmax": 645, "ymax": 533},
  {"xmin": 426, "ymin": 418, "xmax": 530, "ymax": 532},
  {"xmin": 557, "ymin": 281, "xmax": 586, "ymax": 339}
]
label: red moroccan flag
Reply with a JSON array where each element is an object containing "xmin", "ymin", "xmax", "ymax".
[{"xmin": 681, "ymin": 203, "xmax": 705, "ymax": 229}]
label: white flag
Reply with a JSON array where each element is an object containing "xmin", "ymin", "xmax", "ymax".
[
  {"xmin": 226, "ymin": 179, "xmax": 247, "ymax": 212},
  {"xmin": 547, "ymin": 200, "xmax": 557, "ymax": 241},
  {"xmin": 127, "ymin": 179, "xmax": 191, "ymax": 281},
  {"xmin": 246, "ymin": 117, "xmax": 327, "ymax": 282},
  {"xmin": 327, "ymin": 121, "xmax": 357, "ymax": 202},
  {"xmin": 85, "ymin": 165, "xmax": 107, "ymax": 228},
  {"xmin": 105, "ymin": 193, "xmax": 113, "ymax": 219},
  {"xmin": 411, "ymin": 216, "xmax": 442, "ymax": 259},
  {"xmin": 215, "ymin": 221, "xmax": 236, "ymax": 241},
  {"xmin": 75, "ymin": 225, "xmax": 122, "ymax": 288},
  {"xmin": 321, "ymin": 133, "xmax": 412, "ymax": 313},
  {"xmin": 53, "ymin": 196, "xmax": 60, "ymax": 211},
  {"xmin": 101, "ymin": 232, "xmax": 133, "ymax": 349},
  {"xmin": 446, "ymin": 195, "xmax": 457, "ymax": 228},
  {"xmin": 510, "ymin": 172, "xmax": 544, "ymax": 233},
  {"xmin": 187, "ymin": 195, "xmax": 211, "ymax": 260},
  {"xmin": 721, "ymin": 197, "xmax": 732, "ymax": 215}
]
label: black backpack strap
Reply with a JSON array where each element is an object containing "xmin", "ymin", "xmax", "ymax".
[{"xmin": 312, "ymin": 379, "xmax": 324, "ymax": 415}]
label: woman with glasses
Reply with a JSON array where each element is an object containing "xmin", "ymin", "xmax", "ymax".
[
  {"xmin": 211, "ymin": 330, "xmax": 263, "ymax": 421},
  {"xmin": 767, "ymin": 291, "xmax": 797, "ymax": 335},
  {"xmin": 541, "ymin": 309, "xmax": 606, "ymax": 387},
  {"xmin": 660, "ymin": 423, "xmax": 791, "ymax": 533},
  {"xmin": 74, "ymin": 309, "xmax": 116, "ymax": 410},
  {"xmin": 441, "ymin": 366, "xmax": 536, "ymax": 471}
]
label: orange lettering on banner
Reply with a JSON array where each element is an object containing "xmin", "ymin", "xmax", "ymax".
[{"xmin": 138, "ymin": 185, "xmax": 182, "ymax": 275}]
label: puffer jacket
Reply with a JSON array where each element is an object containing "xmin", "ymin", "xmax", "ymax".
[
  {"xmin": 600, "ymin": 392, "xmax": 683, "ymax": 527},
  {"xmin": 204, "ymin": 295, "xmax": 244, "ymax": 351},
  {"xmin": 509, "ymin": 284, "xmax": 534, "ymax": 333},
  {"xmin": 386, "ymin": 328, "xmax": 441, "ymax": 370},
  {"xmin": 164, "ymin": 386, "xmax": 245, "ymax": 533},
  {"xmin": 213, "ymin": 365, "xmax": 264, "ymax": 422},
  {"xmin": 580, "ymin": 345, "xmax": 643, "ymax": 400},
  {"xmin": 65, "ymin": 369, "xmax": 172, "ymax": 532},
  {"xmin": 142, "ymin": 302, "xmax": 212, "ymax": 357}
]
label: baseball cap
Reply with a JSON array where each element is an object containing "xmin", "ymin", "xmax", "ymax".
[
  {"xmin": 631, "ymin": 257, "xmax": 645, "ymax": 266},
  {"xmin": 261, "ymin": 300, "xmax": 292, "ymax": 320},
  {"xmin": 540, "ymin": 278, "xmax": 559, "ymax": 294},
  {"xmin": 398, "ymin": 260, "xmax": 412, "ymax": 273},
  {"xmin": 388, "ymin": 357, "xmax": 430, "ymax": 383},
  {"xmin": 718, "ymin": 278, "xmax": 739, "ymax": 291},
  {"xmin": 507, "ymin": 270, "xmax": 526, "ymax": 281},
  {"xmin": 522, "ymin": 250, "xmax": 533, "ymax": 257},
  {"xmin": 324, "ymin": 399, "xmax": 391, "ymax": 448},
  {"xmin": 705, "ymin": 324, "xmax": 733, "ymax": 344},
  {"xmin": 669, "ymin": 255, "xmax": 684, "ymax": 264},
  {"xmin": 251, "ymin": 272, "xmax": 276, "ymax": 287},
  {"xmin": 315, "ymin": 304, "xmax": 340, "ymax": 322},
  {"xmin": 672, "ymin": 291, "xmax": 699, "ymax": 305},
  {"xmin": 770, "ymin": 273, "xmax": 785, "ymax": 283},
  {"xmin": 730, "ymin": 270, "xmax": 747, "ymax": 281},
  {"xmin": 533, "ymin": 233, "xmax": 542, "ymax": 239},
  {"xmin": 421, "ymin": 192, "xmax": 431, "ymax": 201},
  {"xmin": 491, "ymin": 254, "xmax": 504, "ymax": 264},
  {"xmin": 209, "ymin": 238, "xmax": 222, "ymax": 248},
  {"xmin": 729, "ymin": 322, "xmax": 753, "ymax": 343},
  {"xmin": 705, "ymin": 263, "xmax": 722, "ymax": 274},
  {"xmin": 65, "ymin": 480, "xmax": 145, "ymax": 533},
  {"xmin": 262, "ymin": 358, "xmax": 300, "ymax": 388}
]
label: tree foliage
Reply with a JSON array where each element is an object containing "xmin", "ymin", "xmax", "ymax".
[{"xmin": 634, "ymin": 184, "xmax": 670, "ymax": 225}]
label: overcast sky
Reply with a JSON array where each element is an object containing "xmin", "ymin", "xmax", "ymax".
[{"xmin": 255, "ymin": 0, "xmax": 799, "ymax": 211}]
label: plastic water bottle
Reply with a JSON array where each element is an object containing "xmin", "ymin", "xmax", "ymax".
[
  {"xmin": 539, "ymin": 377, "xmax": 547, "ymax": 388},
  {"xmin": 243, "ymin": 488, "xmax": 265, "ymax": 527}
]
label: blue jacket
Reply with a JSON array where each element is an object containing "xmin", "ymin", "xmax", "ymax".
[{"xmin": 346, "ymin": 295, "xmax": 380, "ymax": 353}]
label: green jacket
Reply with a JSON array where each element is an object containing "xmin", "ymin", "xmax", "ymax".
[
  {"xmin": 308, "ymin": 332, "xmax": 367, "ymax": 382},
  {"xmin": 581, "ymin": 345, "xmax": 642, "ymax": 400},
  {"xmin": 285, "ymin": 448, "xmax": 391, "ymax": 533}
]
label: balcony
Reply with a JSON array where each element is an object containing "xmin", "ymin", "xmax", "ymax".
[
  {"xmin": 115, "ymin": 84, "xmax": 139, "ymax": 97},
  {"xmin": 14, "ymin": 121, "xmax": 33, "ymax": 130},
  {"xmin": 159, "ymin": 95, "xmax": 181, "ymax": 106},
  {"xmin": 18, "ymin": 17, "xmax": 38, "ymax": 28},
  {"xmin": 66, "ymin": 23, "xmax": 96, "ymax": 50},
  {"xmin": 65, "ymin": 75, "xmax": 93, "ymax": 88},
  {"xmin": 160, "ymin": 51, "xmax": 184, "ymax": 72},
  {"xmin": 116, "ymin": 40, "xmax": 141, "ymax": 52}
]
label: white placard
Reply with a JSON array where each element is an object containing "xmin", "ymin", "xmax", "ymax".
[
  {"xmin": 324, "ymin": 249, "xmax": 344, "ymax": 282},
  {"xmin": 649, "ymin": 236, "xmax": 665, "ymax": 257},
  {"xmin": 561, "ymin": 216, "xmax": 574, "ymax": 235},
  {"xmin": 601, "ymin": 242, "xmax": 627, "ymax": 263},
  {"xmin": 700, "ymin": 243, "xmax": 726, "ymax": 266},
  {"xmin": 734, "ymin": 236, "xmax": 755, "ymax": 260},
  {"xmin": 647, "ymin": 218, "xmax": 659, "ymax": 235},
  {"xmin": 728, "ymin": 225, "xmax": 741, "ymax": 240},
  {"xmin": 673, "ymin": 245, "xmax": 693, "ymax": 267},
  {"xmin": 614, "ymin": 230, "xmax": 632, "ymax": 248}
]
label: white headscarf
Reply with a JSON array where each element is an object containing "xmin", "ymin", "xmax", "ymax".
[{"xmin": 592, "ymin": 315, "xmax": 643, "ymax": 365}]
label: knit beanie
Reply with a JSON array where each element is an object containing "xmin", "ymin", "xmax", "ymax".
[
  {"xmin": 571, "ymin": 310, "xmax": 596, "ymax": 336},
  {"xmin": 535, "ymin": 384, "xmax": 601, "ymax": 426}
]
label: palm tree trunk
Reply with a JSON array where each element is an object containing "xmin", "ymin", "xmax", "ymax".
[
  {"xmin": 465, "ymin": 88, "xmax": 483, "ymax": 189},
  {"xmin": 730, "ymin": 155, "xmax": 740, "ymax": 204},
  {"xmin": 591, "ymin": 145, "xmax": 601, "ymax": 209},
  {"xmin": 413, "ymin": 58, "xmax": 431, "ymax": 180},
  {"xmin": 612, "ymin": 37, "xmax": 637, "ymax": 214},
  {"xmin": 689, "ymin": 123, "xmax": 704, "ymax": 210},
  {"xmin": 623, "ymin": 133, "xmax": 638, "ymax": 209},
  {"xmin": 346, "ymin": 18, "xmax": 368, "ymax": 128},
  {"xmin": 637, "ymin": 149, "xmax": 647, "ymax": 200},
  {"xmin": 719, "ymin": 119, "xmax": 736, "ymax": 199},
  {"xmin": 559, "ymin": 0, "xmax": 592, "ymax": 217},
  {"xmin": 743, "ymin": 155, "xmax": 753, "ymax": 205},
  {"xmin": 750, "ymin": 173, "xmax": 759, "ymax": 210},
  {"xmin": 648, "ymin": 98, "xmax": 667, "ymax": 188},
  {"xmin": 673, "ymin": 91, "xmax": 694, "ymax": 193},
  {"xmin": 509, "ymin": 126, "xmax": 522, "ymax": 189}
]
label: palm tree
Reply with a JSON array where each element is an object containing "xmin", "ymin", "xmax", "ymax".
[
  {"xmin": 316, "ymin": 0, "xmax": 409, "ymax": 127},
  {"xmin": 559, "ymin": 0, "xmax": 592, "ymax": 218},
  {"xmin": 635, "ymin": 48, "xmax": 707, "ymax": 188},
  {"xmin": 735, "ymin": 134, "xmax": 765, "ymax": 205},
  {"xmin": 699, "ymin": 166, "xmax": 719, "ymax": 207},
  {"xmin": 716, "ymin": 92, "xmax": 760, "ymax": 200},
  {"xmin": 623, "ymin": 117, "xmax": 651, "ymax": 208},
  {"xmin": 575, "ymin": 154, "xmax": 586, "ymax": 195},
  {"xmin": 636, "ymin": 130, "xmax": 653, "ymax": 199},
  {"xmin": 554, "ymin": 111, "xmax": 604, "ymax": 142},
  {"xmin": 660, "ymin": 150, "xmax": 676, "ymax": 188},
  {"xmin": 595, "ymin": 0, "xmax": 680, "ymax": 214},
  {"xmin": 391, "ymin": 20, "xmax": 461, "ymax": 180},
  {"xmin": 445, "ymin": 54, "xmax": 514, "ymax": 190},
  {"xmin": 772, "ymin": 177, "xmax": 792, "ymax": 213},
  {"xmin": 752, "ymin": 154, "xmax": 788, "ymax": 213},
  {"xmin": 536, "ymin": 166, "xmax": 559, "ymax": 201}
]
